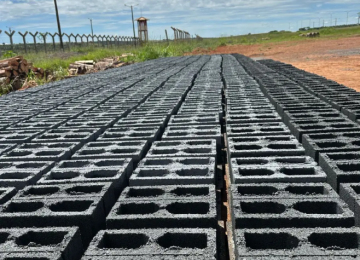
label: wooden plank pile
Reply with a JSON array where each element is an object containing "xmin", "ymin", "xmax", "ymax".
[
  {"xmin": 0, "ymin": 56, "xmax": 32, "ymax": 85},
  {"xmin": 68, "ymin": 60, "xmax": 95, "ymax": 76}
]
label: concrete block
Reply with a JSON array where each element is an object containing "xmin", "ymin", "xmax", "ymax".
[
  {"xmin": 114, "ymin": 116, "xmax": 167, "ymax": 129},
  {"xmin": 226, "ymin": 123, "xmax": 291, "ymax": 137},
  {"xmin": 226, "ymin": 112, "xmax": 282, "ymax": 124},
  {"xmin": 15, "ymin": 182, "xmax": 116, "ymax": 214},
  {"xmin": 303, "ymin": 132, "xmax": 360, "ymax": 161},
  {"xmin": 72, "ymin": 141, "xmax": 147, "ymax": 163},
  {"xmin": 120, "ymin": 185, "xmax": 215, "ymax": 201},
  {"xmin": 0, "ymin": 197, "xmax": 105, "ymax": 247},
  {"xmin": 31, "ymin": 128, "xmax": 101, "ymax": 144},
  {"xmin": 83, "ymin": 229, "xmax": 216, "ymax": 259},
  {"xmin": 0, "ymin": 227, "xmax": 82, "ymax": 260},
  {"xmin": 168, "ymin": 115, "xmax": 219, "ymax": 126},
  {"xmin": 38, "ymin": 159, "xmax": 132, "ymax": 196},
  {"xmin": 228, "ymin": 136, "xmax": 305, "ymax": 158},
  {"xmin": 0, "ymin": 161, "xmax": 54, "ymax": 189},
  {"xmin": 231, "ymin": 183, "xmax": 338, "ymax": 200},
  {"xmin": 97, "ymin": 126, "xmax": 161, "ymax": 142},
  {"xmin": 0, "ymin": 130, "xmax": 43, "ymax": 144},
  {"xmin": 106, "ymin": 199, "xmax": 217, "ymax": 229},
  {"xmin": 319, "ymin": 152, "xmax": 360, "ymax": 191},
  {"xmin": 233, "ymin": 198, "xmax": 354, "ymax": 228},
  {"xmin": 58, "ymin": 118, "xmax": 116, "ymax": 131},
  {"xmin": 146, "ymin": 140, "xmax": 217, "ymax": 158}
]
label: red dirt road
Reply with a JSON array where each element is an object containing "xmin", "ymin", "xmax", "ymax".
[{"xmin": 188, "ymin": 36, "xmax": 360, "ymax": 92}]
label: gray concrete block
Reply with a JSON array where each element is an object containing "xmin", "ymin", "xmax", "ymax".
[
  {"xmin": 168, "ymin": 115, "xmax": 219, "ymax": 125},
  {"xmin": 236, "ymin": 228, "xmax": 360, "ymax": 258},
  {"xmin": 147, "ymin": 140, "xmax": 217, "ymax": 158},
  {"xmin": 97, "ymin": 126, "xmax": 161, "ymax": 142},
  {"xmin": 130, "ymin": 158, "xmax": 216, "ymax": 185},
  {"xmin": 72, "ymin": 141, "xmax": 147, "ymax": 163},
  {"xmin": 58, "ymin": 118, "xmax": 116, "ymax": 130},
  {"xmin": 31, "ymin": 128, "xmax": 101, "ymax": 144},
  {"xmin": 303, "ymin": 132, "xmax": 360, "ymax": 161},
  {"xmin": 0, "ymin": 161, "xmax": 54, "ymax": 189},
  {"xmin": 233, "ymin": 198, "xmax": 354, "ymax": 228},
  {"xmin": 319, "ymin": 152, "xmax": 360, "ymax": 191},
  {"xmin": 15, "ymin": 182, "xmax": 116, "ymax": 214},
  {"xmin": 0, "ymin": 227, "xmax": 82, "ymax": 260},
  {"xmin": 106, "ymin": 199, "xmax": 217, "ymax": 229},
  {"xmin": 0, "ymin": 197, "xmax": 105, "ymax": 247},
  {"xmin": 228, "ymin": 136, "xmax": 305, "ymax": 158},
  {"xmin": 114, "ymin": 116, "xmax": 167, "ymax": 128},
  {"xmin": 0, "ymin": 130, "xmax": 43, "ymax": 144},
  {"xmin": 120, "ymin": 185, "xmax": 215, "ymax": 201},
  {"xmin": 226, "ymin": 112, "xmax": 282, "ymax": 124},
  {"xmin": 226, "ymin": 123, "xmax": 291, "ymax": 137},
  {"xmin": 38, "ymin": 159, "xmax": 132, "ymax": 195},
  {"xmin": 232, "ymin": 183, "xmax": 338, "ymax": 200},
  {"xmin": 83, "ymin": 229, "xmax": 216, "ymax": 259}
]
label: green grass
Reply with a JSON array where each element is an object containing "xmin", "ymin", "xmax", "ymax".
[{"xmin": 1, "ymin": 25, "xmax": 359, "ymax": 96}]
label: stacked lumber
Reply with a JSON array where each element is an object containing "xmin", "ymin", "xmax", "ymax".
[
  {"xmin": 0, "ymin": 56, "xmax": 31, "ymax": 85},
  {"xmin": 31, "ymin": 67, "xmax": 45, "ymax": 79},
  {"xmin": 68, "ymin": 60, "xmax": 95, "ymax": 75}
]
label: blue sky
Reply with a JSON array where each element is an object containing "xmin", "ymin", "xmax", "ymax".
[{"xmin": 0, "ymin": 0, "xmax": 360, "ymax": 43}]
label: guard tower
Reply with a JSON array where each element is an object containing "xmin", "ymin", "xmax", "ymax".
[{"xmin": 136, "ymin": 17, "xmax": 149, "ymax": 42}]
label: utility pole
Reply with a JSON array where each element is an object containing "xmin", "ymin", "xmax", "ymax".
[
  {"xmin": 88, "ymin": 18, "xmax": 94, "ymax": 36},
  {"xmin": 54, "ymin": 0, "xmax": 64, "ymax": 51},
  {"xmin": 125, "ymin": 4, "xmax": 138, "ymax": 46}
]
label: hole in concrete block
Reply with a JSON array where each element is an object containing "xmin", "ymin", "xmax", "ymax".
[
  {"xmin": 260, "ymin": 128, "xmax": 284, "ymax": 132},
  {"xmin": 232, "ymin": 129, "xmax": 255, "ymax": 133},
  {"xmin": 327, "ymin": 153, "xmax": 360, "ymax": 160},
  {"xmin": 15, "ymin": 163, "xmax": 46, "ymax": 169},
  {"xmin": 167, "ymin": 132, "xmax": 187, "ymax": 136},
  {"xmin": 48, "ymin": 171, "xmax": 80, "ymax": 180},
  {"xmin": 0, "ymin": 172, "xmax": 32, "ymax": 180},
  {"xmin": 353, "ymin": 141, "xmax": 360, "ymax": 146},
  {"xmin": 187, "ymin": 140, "xmax": 213, "ymax": 146},
  {"xmin": 196, "ymin": 132, "xmax": 217, "ymax": 136},
  {"xmin": 182, "ymin": 158, "xmax": 210, "ymax": 164},
  {"xmin": 265, "ymin": 136, "xmax": 291, "ymax": 141},
  {"xmin": 152, "ymin": 149, "xmax": 178, "ymax": 155},
  {"xmin": 157, "ymin": 233, "xmax": 207, "ymax": 249},
  {"xmin": 307, "ymin": 134, "xmax": 336, "ymax": 140},
  {"xmin": 166, "ymin": 202, "xmax": 209, "ymax": 214},
  {"xmin": 143, "ymin": 159, "xmax": 173, "ymax": 166},
  {"xmin": 98, "ymin": 233, "xmax": 149, "ymax": 249},
  {"xmin": 26, "ymin": 187, "xmax": 60, "ymax": 196},
  {"xmin": 0, "ymin": 232, "xmax": 9, "ymax": 244},
  {"xmin": 49, "ymin": 200, "xmax": 92, "ymax": 212},
  {"xmin": 35, "ymin": 151, "xmax": 62, "ymax": 156},
  {"xmin": 344, "ymin": 133, "xmax": 360, "ymax": 138},
  {"xmin": 239, "ymin": 169, "xmax": 274, "ymax": 176},
  {"xmin": 156, "ymin": 142, "xmax": 181, "ymax": 146},
  {"xmin": 79, "ymin": 149, "xmax": 105, "ymax": 155},
  {"xmin": 301, "ymin": 125, "xmax": 326, "ymax": 130},
  {"xmin": 94, "ymin": 160, "xmax": 126, "ymax": 167},
  {"xmin": 308, "ymin": 232, "xmax": 358, "ymax": 250},
  {"xmin": 268, "ymin": 144, "xmax": 297, "ymax": 150},
  {"xmin": 240, "ymin": 202, "xmax": 286, "ymax": 214},
  {"xmin": 234, "ymin": 145, "xmax": 262, "ymax": 151},
  {"xmin": 293, "ymin": 201, "xmax": 343, "ymax": 214},
  {"xmin": 244, "ymin": 232, "xmax": 299, "ymax": 249},
  {"xmin": 176, "ymin": 169, "xmax": 208, "ymax": 176},
  {"xmin": 316, "ymin": 142, "xmax": 347, "ymax": 148},
  {"xmin": 171, "ymin": 187, "xmax": 209, "ymax": 196},
  {"xmin": 127, "ymin": 188, "xmax": 164, "ymax": 198},
  {"xmin": 16, "ymin": 231, "xmax": 67, "ymax": 246},
  {"xmin": 112, "ymin": 149, "xmax": 137, "ymax": 154},
  {"xmin": 237, "ymin": 186, "xmax": 278, "ymax": 196},
  {"xmin": 331, "ymin": 124, "xmax": 354, "ymax": 128},
  {"xmin": 337, "ymin": 163, "xmax": 360, "ymax": 172},
  {"xmin": 117, "ymin": 203, "xmax": 159, "ymax": 215},
  {"xmin": 4, "ymin": 202, "xmax": 43, "ymax": 213},
  {"xmin": 275, "ymin": 157, "xmax": 307, "ymax": 163},
  {"xmin": 65, "ymin": 134, "xmax": 86, "ymax": 139},
  {"xmin": 285, "ymin": 186, "xmax": 325, "ymax": 195},
  {"xmin": 137, "ymin": 169, "xmax": 168, "ymax": 177},
  {"xmin": 58, "ymin": 161, "xmax": 89, "ymax": 168},
  {"xmin": 6, "ymin": 151, "xmax": 32, "ymax": 157},
  {"xmin": 47, "ymin": 143, "xmax": 72, "ymax": 148},
  {"xmin": 84, "ymin": 170, "xmax": 118, "ymax": 178},
  {"xmin": 280, "ymin": 168, "xmax": 315, "ymax": 176},
  {"xmin": 66, "ymin": 185, "xmax": 103, "ymax": 195},
  {"xmin": 233, "ymin": 138, "xmax": 259, "ymax": 142},
  {"xmin": 184, "ymin": 147, "xmax": 212, "ymax": 154},
  {"xmin": 235, "ymin": 159, "xmax": 268, "ymax": 165}
]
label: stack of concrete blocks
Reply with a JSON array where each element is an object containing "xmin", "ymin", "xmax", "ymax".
[{"xmin": 229, "ymin": 54, "xmax": 360, "ymax": 259}]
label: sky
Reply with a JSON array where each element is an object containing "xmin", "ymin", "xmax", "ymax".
[{"xmin": 0, "ymin": 0, "xmax": 360, "ymax": 43}]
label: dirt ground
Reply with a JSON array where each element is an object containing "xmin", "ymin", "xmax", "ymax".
[{"xmin": 189, "ymin": 36, "xmax": 360, "ymax": 92}]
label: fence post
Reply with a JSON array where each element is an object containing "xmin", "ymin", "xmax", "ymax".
[
  {"xmin": 64, "ymin": 33, "xmax": 71, "ymax": 50},
  {"xmin": 49, "ymin": 33, "xmax": 57, "ymax": 51},
  {"xmin": 165, "ymin": 29, "xmax": 169, "ymax": 45},
  {"xmin": 18, "ymin": 31, "xmax": 28, "ymax": 53},
  {"xmin": 29, "ymin": 32, "xmax": 38, "ymax": 53},
  {"xmin": 40, "ymin": 32, "xmax": 48, "ymax": 53},
  {"xmin": 76, "ymin": 34, "xmax": 81, "ymax": 46},
  {"xmin": 5, "ymin": 30, "xmax": 15, "ymax": 51},
  {"xmin": 70, "ymin": 33, "xmax": 76, "ymax": 44},
  {"xmin": 85, "ymin": 34, "xmax": 90, "ymax": 46}
]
